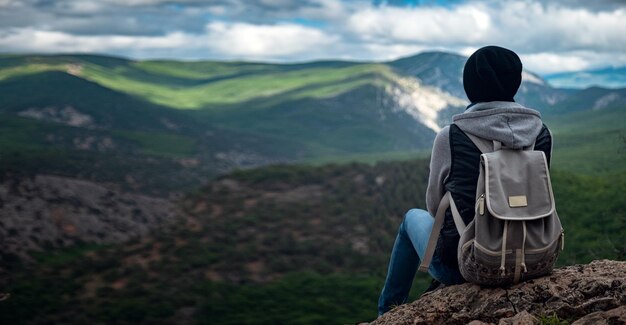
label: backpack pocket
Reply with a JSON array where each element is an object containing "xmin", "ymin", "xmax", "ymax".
[
  {"xmin": 459, "ymin": 215, "xmax": 563, "ymax": 286},
  {"xmin": 482, "ymin": 150, "xmax": 555, "ymax": 221},
  {"xmin": 517, "ymin": 233, "xmax": 562, "ymax": 282}
]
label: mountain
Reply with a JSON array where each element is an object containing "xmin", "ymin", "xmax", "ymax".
[
  {"xmin": 388, "ymin": 51, "xmax": 468, "ymax": 99},
  {"xmin": 0, "ymin": 53, "xmax": 467, "ymax": 189},
  {"xmin": 388, "ymin": 51, "xmax": 570, "ymax": 111},
  {"xmin": 542, "ymin": 86, "xmax": 626, "ymax": 175},
  {"xmin": 546, "ymin": 86, "xmax": 626, "ymax": 114},
  {"xmin": 545, "ymin": 66, "xmax": 626, "ymax": 89},
  {"xmin": 0, "ymin": 51, "xmax": 622, "ymax": 196},
  {"xmin": 0, "ymin": 52, "xmax": 623, "ymax": 201}
]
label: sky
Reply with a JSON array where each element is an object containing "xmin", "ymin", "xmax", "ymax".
[{"xmin": 0, "ymin": 0, "xmax": 625, "ymax": 75}]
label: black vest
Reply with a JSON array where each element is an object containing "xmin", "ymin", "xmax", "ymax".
[{"xmin": 436, "ymin": 123, "xmax": 552, "ymax": 269}]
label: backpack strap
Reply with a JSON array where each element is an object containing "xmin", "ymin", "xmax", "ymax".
[
  {"xmin": 419, "ymin": 191, "xmax": 466, "ymax": 273},
  {"xmin": 464, "ymin": 132, "xmax": 493, "ymax": 153},
  {"xmin": 493, "ymin": 140, "xmax": 502, "ymax": 151}
]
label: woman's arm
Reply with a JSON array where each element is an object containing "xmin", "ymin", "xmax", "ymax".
[{"xmin": 426, "ymin": 126, "xmax": 452, "ymax": 217}]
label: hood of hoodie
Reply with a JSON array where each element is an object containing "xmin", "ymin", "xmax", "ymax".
[{"xmin": 452, "ymin": 101, "xmax": 544, "ymax": 149}]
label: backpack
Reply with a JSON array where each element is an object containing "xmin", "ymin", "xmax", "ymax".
[{"xmin": 419, "ymin": 135, "xmax": 564, "ymax": 286}]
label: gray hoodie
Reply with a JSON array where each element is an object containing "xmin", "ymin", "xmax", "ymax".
[{"xmin": 426, "ymin": 101, "xmax": 548, "ymax": 217}]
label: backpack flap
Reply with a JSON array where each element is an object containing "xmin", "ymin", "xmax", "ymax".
[{"xmin": 481, "ymin": 150, "xmax": 555, "ymax": 220}]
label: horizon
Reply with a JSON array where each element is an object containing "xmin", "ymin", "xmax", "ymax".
[{"xmin": 1, "ymin": 0, "xmax": 625, "ymax": 75}]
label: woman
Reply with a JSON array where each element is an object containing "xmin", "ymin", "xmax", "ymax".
[{"xmin": 377, "ymin": 46, "xmax": 553, "ymax": 316}]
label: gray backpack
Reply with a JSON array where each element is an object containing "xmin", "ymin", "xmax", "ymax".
[{"xmin": 419, "ymin": 136, "xmax": 564, "ymax": 286}]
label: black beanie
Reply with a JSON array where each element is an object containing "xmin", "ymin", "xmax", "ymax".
[{"xmin": 463, "ymin": 46, "xmax": 522, "ymax": 103}]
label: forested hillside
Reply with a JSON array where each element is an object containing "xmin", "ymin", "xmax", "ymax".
[{"xmin": 1, "ymin": 155, "xmax": 623, "ymax": 324}]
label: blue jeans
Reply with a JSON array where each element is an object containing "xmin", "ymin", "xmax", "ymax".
[{"xmin": 377, "ymin": 208, "xmax": 465, "ymax": 316}]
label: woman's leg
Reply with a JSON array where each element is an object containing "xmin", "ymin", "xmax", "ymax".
[
  {"xmin": 377, "ymin": 209, "xmax": 422, "ymax": 316},
  {"xmin": 378, "ymin": 209, "xmax": 464, "ymax": 316}
]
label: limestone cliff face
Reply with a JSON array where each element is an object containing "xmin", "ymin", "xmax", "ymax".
[{"xmin": 371, "ymin": 260, "xmax": 626, "ymax": 325}]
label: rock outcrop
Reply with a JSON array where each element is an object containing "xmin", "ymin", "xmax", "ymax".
[{"xmin": 371, "ymin": 260, "xmax": 626, "ymax": 325}]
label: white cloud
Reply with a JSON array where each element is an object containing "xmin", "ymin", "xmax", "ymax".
[
  {"xmin": 347, "ymin": 3, "xmax": 492, "ymax": 44},
  {"xmin": 0, "ymin": 23, "xmax": 339, "ymax": 61},
  {"xmin": 346, "ymin": 1, "xmax": 626, "ymax": 52},
  {"xmin": 205, "ymin": 22, "xmax": 338, "ymax": 59},
  {"xmin": 341, "ymin": 1, "xmax": 626, "ymax": 73},
  {"xmin": 361, "ymin": 43, "xmax": 430, "ymax": 61},
  {"xmin": 520, "ymin": 53, "xmax": 591, "ymax": 74},
  {"xmin": 486, "ymin": 2, "xmax": 626, "ymax": 53},
  {"xmin": 522, "ymin": 51, "xmax": 626, "ymax": 74},
  {"xmin": 0, "ymin": 28, "xmax": 195, "ymax": 53}
]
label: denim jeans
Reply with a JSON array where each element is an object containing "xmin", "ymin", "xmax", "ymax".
[{"xmin": 377, "ymin": 208, "xmax": 465, "ymax": 316}]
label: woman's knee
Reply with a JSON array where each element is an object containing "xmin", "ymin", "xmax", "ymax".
[
  {"xmin": 401, "ymin": 208, "xmax": 430, "ymax": 230},
  {"xmin": 403, "ymin": 208, "xmax": 429, "ymax": 223}
]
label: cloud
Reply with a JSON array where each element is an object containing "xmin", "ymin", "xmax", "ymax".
[
  {"xmin": 0, "ymin": 0, "xmax": 625, "ymax": 74},
  {"xmin": 343, "ymin": 1, "xmax": 626, "ymax": 72},
  {"xmin": 0, "ymin": 22, "xmax": 339, "ymax": 61},
  {"xmin": 205, "ymin": 22, "xmax": 339, "ymax": 59},
  {"xmin": 0, "ymin": 28, "xmax": 195, "ymax": 53},
  {"xmin": 485, "ymin": 2, "xmax": 626, "ymax": 53},
  {"xmin": 347, "ymin": 3, "xmax": 491, "ymax": 44},
  {"xmin": 361, "ymin": 43, "xmax": 430, "ymax": 61},
  {"xmin": 346, "ymin": 1, "xmax": 626, "ymax": 52},
  {"xmin": 520, "ymin": 52, "xmax": 591, "ymax": 74}
]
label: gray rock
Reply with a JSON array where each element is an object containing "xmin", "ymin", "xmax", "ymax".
[
  {"xmin": 498, "ymin": 311, "xmax": 538, "ymax": 325},
  {"xmin": 371, "ymin": 260, "xmax": 626, "ymax": 325},
  {"xmin": 571, "ymin": 305, "xmax": 626, "ymax": 325}
]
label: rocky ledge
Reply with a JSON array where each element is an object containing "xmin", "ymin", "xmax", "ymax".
[{"xmin": 371, "ymin": 260, "xmax": 626, "ymax": 325}]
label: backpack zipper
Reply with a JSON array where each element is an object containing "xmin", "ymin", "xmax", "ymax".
[
  {"xmin": 474, "ymin": 240, "xmax": 512, "ymax": 256},
  {"xmin": 477, "ymin": 194, "xmax": 485, "ymax": 215}
]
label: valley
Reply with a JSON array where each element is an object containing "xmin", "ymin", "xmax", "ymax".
[{"xmin": 0, "ymin": 52, "xmax": 624, "ymax": 324}]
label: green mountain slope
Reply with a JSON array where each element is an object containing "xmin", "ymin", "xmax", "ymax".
[
  {"xmin": 0, "ymin": 54, "xmax": 388, "ymax": 110},
  {"xmin": 200, "ymin": 83, "xmax": 436, "ymax": 155},
  {"xmin": 546, "ymin": 105, "xmax": 626, "ymax": 175},
  {"xmin": 0, "ymin": 54, "xmax": 453, "ymax": 187},
  {"xmin": 0, "ymin": 71, "xmax": 201, "ymax": 132},
  {"xmin": 0, "ymin": 70, "xmax": 333, "ymax": 193}
]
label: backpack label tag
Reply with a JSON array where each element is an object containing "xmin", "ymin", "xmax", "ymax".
[{"xmin": 509, "ymin": 195, "xmax": 528, "ymax": 207}]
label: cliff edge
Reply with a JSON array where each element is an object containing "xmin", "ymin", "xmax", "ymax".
[{"xmin": 370, "ymin": 260, "xmax": 625, "ymax": 325}]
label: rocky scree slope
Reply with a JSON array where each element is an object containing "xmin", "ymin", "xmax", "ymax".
[
  {"xmin": 0, "ymin": 174, "xmax": 179, "ymax": 266},
  {"xmin": 370, "ymin": 260, "xmax": 626, "ymax": 325}
]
